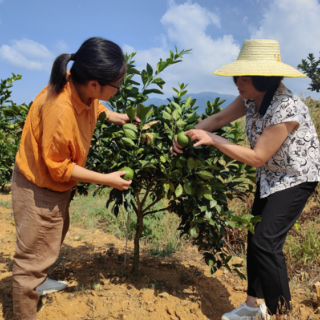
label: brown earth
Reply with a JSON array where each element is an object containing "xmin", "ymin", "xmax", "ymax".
[{"xmin": 0, "ymin": 193, "xmax": 318, "ymax": 320}]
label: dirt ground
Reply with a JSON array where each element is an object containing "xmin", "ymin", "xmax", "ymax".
[{"xmin": 0, "ymin": 193, "xmax": 319, "ymax": 320}]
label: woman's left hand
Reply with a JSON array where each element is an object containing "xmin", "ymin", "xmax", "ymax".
[
  {"xmin": 186, "ymin": 129, "xmax": 215, "ymax": 147},
  {"xmin": 108, "ymin": 112, "xmax": 141, "ymax": 126}
]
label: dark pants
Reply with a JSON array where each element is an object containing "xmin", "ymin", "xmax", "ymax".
[{"xmin": 247, "ymin": 181, "xmax": 318, "ymax": 315}]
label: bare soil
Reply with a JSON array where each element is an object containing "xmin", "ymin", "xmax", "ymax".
[{"xmin": 0, "ymin": 193, "xmax": 319, "ymax": 320}]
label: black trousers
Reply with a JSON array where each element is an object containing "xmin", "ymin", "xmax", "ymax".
[{"xmin": 247, "ymin": 181, "xmax": 318, "ymax": 315}]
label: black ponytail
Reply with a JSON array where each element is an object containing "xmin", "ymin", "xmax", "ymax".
[
  {"xmin": 49, "ymin": 54, "xmax": 73, "ymax": 94},
  {"xmin": 49, "ymin": 37, "xmax": 126, "ymax": 94}
]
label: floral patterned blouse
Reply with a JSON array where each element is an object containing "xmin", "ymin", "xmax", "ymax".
[{"xmin": 244, "ymin": 82, "xmax": 320, "ymax": 198}]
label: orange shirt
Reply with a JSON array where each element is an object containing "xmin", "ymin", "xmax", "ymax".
[{"xmin": 16, "ymin": 76, "xmax": 108, "ymax": 192}]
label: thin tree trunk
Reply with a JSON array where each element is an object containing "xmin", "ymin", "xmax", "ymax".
[{"xmin": 131, "ymin": 210, "xmax": 144, "ymax": 274}]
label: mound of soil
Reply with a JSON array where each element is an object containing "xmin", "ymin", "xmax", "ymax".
[{"xmin": 0, "ymin": 193, "xmax": 318, "ymax": 319}]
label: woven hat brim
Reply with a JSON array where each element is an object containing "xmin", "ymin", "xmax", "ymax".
[{"xmin": 213, "ymin": 60, "xmax": 306, "ymax": 78}]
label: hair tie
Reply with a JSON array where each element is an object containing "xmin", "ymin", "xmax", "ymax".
[{"xmin": 70, "ymin": 53, "xmax": 75, "ymax": 61}]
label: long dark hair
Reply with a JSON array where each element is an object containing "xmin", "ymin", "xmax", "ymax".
[
  {"xmin": 233, "ymin": 76, "xmax": 283, "ymax": 92},
  {"xmin": 49, "ymin": 37, "xmax": 126, "ymax": 94}
]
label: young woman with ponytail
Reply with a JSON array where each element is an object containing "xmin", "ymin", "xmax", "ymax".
[{"xmin": 11, "ymin": 37, "xmax": 138, "ymax": 320}]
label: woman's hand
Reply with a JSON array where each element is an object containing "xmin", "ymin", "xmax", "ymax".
[
  {"xmin": 186, "ymin": 129, "xmax": 215, "ymax": 147},
  {"xmin": 104, "ymin": 171, "xmax": 132, "ymax": 190},
  {"xmin": 71, "ymin": 165, "xmax": 132, "ymax": 190},
  {"xmin": 107, "ymin": 111, "xmax": 141, "ymax": 126},
  {"xmin": 170, "ymin": 137, "xmax": 184, "ymax": 156}
]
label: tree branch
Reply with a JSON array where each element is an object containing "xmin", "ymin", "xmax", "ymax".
[
  {"xmin": 143, "ymin": 206, "xmax": 174, "ymax": 217},
  {"xmin": 142, "ymin": 197, "xmax": 162, "ymax": 215},
  {"xmin": 131, "ymin": 200, "xmax": 138, "ymax": 215},
  {"xmin": 141, "ymin": 176, "xmax": 157, "ymax": 207},
  {"xmin": 136, "ymin": 190, "xmax": 141, "ymax": 212}
]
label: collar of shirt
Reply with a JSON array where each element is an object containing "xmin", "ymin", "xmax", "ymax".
[{"xmin": 66, "ymin": 72, "xmax": 93, "ymax": 115}]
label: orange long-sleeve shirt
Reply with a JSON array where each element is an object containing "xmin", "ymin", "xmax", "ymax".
[{"xmin": 16, "ymin": 76, "xmax": 108, "ymax": 192}]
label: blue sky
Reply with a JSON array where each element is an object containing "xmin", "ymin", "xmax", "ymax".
[{"xmin": 1, "ymin": 0, "xmax": 320, "ymax": 105}]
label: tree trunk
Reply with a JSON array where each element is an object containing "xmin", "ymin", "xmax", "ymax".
[{"xmin": 131, "ymin": 210, "xmax": 144, "ymax": 274}]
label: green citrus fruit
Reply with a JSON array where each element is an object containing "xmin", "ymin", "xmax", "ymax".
[
  {"xmin": 177, "ymin": 132, "xmax": 191, "ymax": 147},
  {"xmin": 118, "ymin": 167, "xmax": 134, "ymax": 181}
]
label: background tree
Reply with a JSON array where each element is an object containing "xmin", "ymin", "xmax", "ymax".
[
  {"xmin": 0, "ymin": 74, "xmax": 31, "ymax": 188},
  {"xmin": 298, "ymin": 52, "xmax": 320, "ymax": 92}
]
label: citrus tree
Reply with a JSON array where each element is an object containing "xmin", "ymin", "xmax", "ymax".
[
  {"xmin": 298, "ymin": 52, "xmax": 320, "ymax": 92},
  {"xmin": 79, "ymin": 49, "xmax": 257, "ymax": 275},
  {"xmin": 0, "ymin": 74, "xmax": 31, "ymax": 188}
]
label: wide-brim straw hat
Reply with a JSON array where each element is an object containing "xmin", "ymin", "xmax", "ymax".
[{"xmin": 214, "ymin": 39, "xmax": 306, "ymax": 78}]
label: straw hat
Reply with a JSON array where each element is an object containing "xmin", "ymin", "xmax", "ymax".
[{"xmin": 213, "ymin": 39, "xmax": 306, "ymax": 78}]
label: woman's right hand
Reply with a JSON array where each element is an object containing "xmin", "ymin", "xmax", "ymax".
[
  {"xmin": 170, "ymin": 137, "xmax": 185, "ymax": 156},
  {"xmin": 104, "ymin": 171, "xmax": 132, "ymax": 190}
]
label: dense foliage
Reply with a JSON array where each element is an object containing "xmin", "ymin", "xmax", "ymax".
[
  {"xmin": 0, "ymin": 74, "xmax": 31, "ymax": 187},
  {"xmin": 298, "ymin": 52, "xmax": 320, "ymax": 92},
  {"xmin": 80, "ymin": 49, "xmax": 257, "ymax": 275}
]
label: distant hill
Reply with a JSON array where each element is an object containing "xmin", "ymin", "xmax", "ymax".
[{"xmin": 147, "ymin": 91, "xmax": 237, "ymax": 114}]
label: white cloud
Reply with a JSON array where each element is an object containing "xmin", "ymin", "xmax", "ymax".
[
  {"xmin": 250, "ymin": 0, "xmax": 320, "ymax": 96},
  {"xmin": 123, "ymin": 1, "xmax": 240, "ymax": 97},
  {"xmin": 0, "ymin": 38, "xmax": 66, "ymax": 72}
]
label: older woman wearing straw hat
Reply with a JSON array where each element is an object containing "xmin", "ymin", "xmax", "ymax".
[{"xmin": 172, "ymin": 39, "xmax": 320, "ymax": 319}]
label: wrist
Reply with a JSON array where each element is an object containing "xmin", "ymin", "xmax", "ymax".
[
  {"xmin": 209, "ymin": 132, "xmax": 217, "ymax": 146},
  {"xmin": 106, "ymin": 110, "xmax": 116, "ymax": 122}
]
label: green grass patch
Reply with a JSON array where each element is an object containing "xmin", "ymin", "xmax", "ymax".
[{"xmin": 69, "ymin": 189, "xmax": 188, "ymax": 256}]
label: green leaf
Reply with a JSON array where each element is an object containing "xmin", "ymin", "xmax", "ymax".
[
  {"xmin": 171, "ymin": 102, "xmax": 181, "ymax": 111},
  {"xmin": 146, "ymin": 63, "xmax": 153, "ymax": 76},
  {"xmin": 160, "ymin": 155, "xmax": 166, "ymax": 163},
  {"xmin": 143, "ymin": 89, "xmax": 163, "ymax": 95},
  {"xmin": 163, "ymin": 183, "xmax": 170, "ymax": 193},
  {"xmin": 175, "ymin": 184, "xmax": 183, "ymax": 197},
  {"xmin": 187, "ymin": 157, "xmax": 196, "ymax": 171},
  {"xmin": 204, "ymin": 193, "xmax": 214, "ymax": 201},
  {"xmin": 156, "ymin": 60, "xmax": 167, "ymax": 73},
  {"xmin": 136, "ymin": 104, "xmax": 153, "ymax": 121},
  {"xmin": 122, "ymin": 137, "xmax": 136, "ymax": 147},
  {"xmin": 176, "ymin": 119, "xmax": 187, "ymax": 127},
  {"xmin": 226, "ymin": 221, "xmax": 237, "ymax": 228},
  {"xmin": 171, "ymin": 109, "xmax": 180, "ymax": 121},
  {"xmin": 184, "ymin": 96, "xmax": 192, "ymax": 108},
  {"xmin": 164, "ymin": 123, "xmax": 171, "ymax": 134},
  {"xmin": 197, "ymin": 170, "xmax": 214, "ymax": 180},
  {"xmin": 205, "ymin": 211, "xmax": 212, "ymax": 220},
  {"xmin": 183, "ymin": 182, "xmax": 192, "ymax": 195},
  {"xmin": 99, "ymin": 112, "xmax": 106, "ymax": 122},
  {"xmin": 123, "ymin": 128, "xmax": 137, "ymax": 140},
  {"xmin": 123, "ymin": 123, "xmax": 138, "ymax": 133},
  {"xmin": 162, "ymin": 111, "xmax": 171, "ymax": 121},
  {"xmin": 141, "ymin": 70, "xmax": 149, "ymax": 86},
  {"xmin": 187, "ymin": 112, "xmax": 198, "ymax": 123},
  {"xmin": 126, "ymin": 106, "xmax": 136, "ymax": 122},
  {"xmin": 151, "ymin": 78, "xmax": 165, "ymax": 89}
]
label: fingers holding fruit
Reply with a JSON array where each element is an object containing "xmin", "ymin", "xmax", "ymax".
[
  {"xmin": 186, "ymin": 129, "xmax": 214, "ymax": 147},
  {"xmin": 106, "ymin": 168, "xmax": 134, "ymax": 190},
  {"xmin": 170, "ymin": 132, "xmax": 190, "ymax": 156}
]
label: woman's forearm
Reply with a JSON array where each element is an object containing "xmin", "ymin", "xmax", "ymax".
[
  {"xmin": 211, "ymin": 135, "xmax": 262, "ymax": 167},
  {"xmin": 71, "ymin": 165, "xmax": 109, "ymax": 184}
]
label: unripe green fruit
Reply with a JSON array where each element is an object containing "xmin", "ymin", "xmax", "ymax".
[
  {"xmin": 8, "ymin": 124, "xmax": 14, "ymax": 129},
  {"xmin": 118, "ymin": 167, "xmax": 134, "ymax": 181},
  {"xmin": 177, "ymin": 132, "xmax": 190, "ymax": 147}
]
